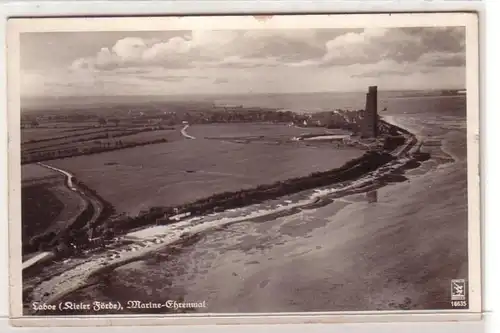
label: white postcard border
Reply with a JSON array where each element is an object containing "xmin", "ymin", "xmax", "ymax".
[{"xmin": 6, "ymin": 12, "xmax": 482, "ymax": 326}]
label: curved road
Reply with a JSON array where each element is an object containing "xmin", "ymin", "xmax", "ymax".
[
  {"xmin": 37, "ymin": 162, "xmax": 103, "ymax": 239},
  {"xmin": 181, "ymin": 124, "xmax": 196, "ymax": 139},
  {"xmin": 38, "ymin": 162, "xmax": 76, "ymax": 190}
]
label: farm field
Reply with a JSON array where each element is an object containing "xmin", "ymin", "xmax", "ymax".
[
  {"xmin": 23, "ymin": 128, "xmax": 135, "ymax": 148},
  {"xmin": 22, "ymin": 127, "xmax": 80, "ymax": 143},
  {"xmin": 25, "ymin": 130, "xmax": 182, "ymax": 160},
  {"xmin": 23, "ymin": 128, "xmax": 177, "ymax": 153},
  {"xmin": 22, "ymin": 163, "xmax": 63, "ymax": 181},
  {"xmin": 21, "ymin": 164, "xmax": 87, "ymax": 253},
  {"xmin": 116, "ymin": 128, "xmax": 181, "ymax": 144},
  {"xmin": 20, "ymin": 115, "xmax": 183, "ymax": 164},
  {"xmin": 21, "ymin": 120, "xmax": 112, "ymax": 141},
  {"xmin": 49, "ymin": 123, "xmax": 364, "ymax": 216}
]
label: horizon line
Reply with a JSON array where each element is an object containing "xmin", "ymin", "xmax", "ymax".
[{"xmin": 21, "ymin": 87, "xmax": 467, "ymax": 100}]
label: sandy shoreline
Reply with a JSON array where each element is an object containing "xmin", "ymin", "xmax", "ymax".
[{"xmin": 25, "ymin": 118, "xmax": 422, "ymax": 314}]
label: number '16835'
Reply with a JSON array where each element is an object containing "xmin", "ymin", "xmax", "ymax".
[{"xmin": 451, "ymin": 301, "xmax": 467, "ymax": 307}]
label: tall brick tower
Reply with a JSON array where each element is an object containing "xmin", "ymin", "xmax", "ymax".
[{"xmin": 361, "ymin": 86, "xmax": 378, "ymax": 138}]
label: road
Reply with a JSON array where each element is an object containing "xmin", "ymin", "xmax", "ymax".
[
  {"xmin": 22, "ymin": 252, "xmax": 55, "ymax": 270},
  {"xmin": 36, "ymin": 163, "xmax": 103, "ymax": 239},
  {"xmin": 38, "ymin": 162, "xmax": 77, "ymax": 190},
  {"xmin": 181, "ymin": 124, "xmax": 196, "ymax": 139}
]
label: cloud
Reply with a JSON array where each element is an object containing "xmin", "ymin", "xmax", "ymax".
[
  {"xmin": 69, "ymin": 27, "xmax": 465, "ymax": 75},
  {"xmin": 69, "ymin": 30, "xmax": 327, "ymax": 71},
  {"xmin": 317, "ymin": 29, "xmax": 387, "ymax": 66},
  {"xmin": 23, "ymin": 27, "xmax": 466, "ymax": 97},
  {"xmin": 70, "ymin": 37, "xmax": 185, "ymax": 70},
  {"xmin": 196, "ymin": 55, "xmax": 282, "ymax": 68},
  {"xmin": 213, "ymin": 77, "xmax": 229, "ymax": 84},
  {"xmin": 316, "ymin": 27, "xmax": 465, "ymax": 68},
  {"xmin": 349, "ymin": 59, "xmax": 413, "ymax": 78},
  {"xmin": 417, "ymin": 51, "xmax": 465, "ymax": 67},
  {"xmin": 350, "ymin": 51, "xmax": 465, "ymax": 80}
]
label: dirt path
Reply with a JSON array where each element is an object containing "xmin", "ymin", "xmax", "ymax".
[
  {"xmin": 38, "ymin": 162, "xmax": 76, "ymax": 189},
  {"xmin": 38, "ymin": 162, "xmax": 103, "ymax": 236},
  {"xmin": 181, "ymin": 124, "xmax": 196, "ymax": 139}
]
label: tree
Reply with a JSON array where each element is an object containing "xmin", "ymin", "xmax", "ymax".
[
  {"xmin": 98, "ymin": 117, "xmax": 107, "ymax": 126},
  {"xmin": 103, "ymin": 229, "xmax": 114, "ymax": 240},
  {"xmin": 55, "ymin": 242, "xmax": 71, "ymax": 255},
  {"xmin": 31, "ymin": 120, "xmax": 39, "ymax": 128},
  {"xmin": 38, "ymin": 241, "xmax": 50, "ymax": 252}
]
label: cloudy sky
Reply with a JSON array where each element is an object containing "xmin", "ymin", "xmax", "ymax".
[{"xmin": 20, "ymin": 27, "xmax": 466, "ymax": 97}]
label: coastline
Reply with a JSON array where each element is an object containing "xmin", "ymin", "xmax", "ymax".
[{"xmin": 24, "ymin": 117, "xmax": 427, "ymax": 315}]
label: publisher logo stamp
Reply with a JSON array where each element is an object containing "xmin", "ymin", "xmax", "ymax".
[{"xmin": 451, "ymin": 279, "xmax": 466, "ymax": 301}]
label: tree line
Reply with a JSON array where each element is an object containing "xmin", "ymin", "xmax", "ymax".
[{"xmin": 22, "ymin": 138, "xmax": 169, "ymax": 164}]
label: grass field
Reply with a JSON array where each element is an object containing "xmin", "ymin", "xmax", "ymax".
[
  {"xmin": 22, "ymin": 163, "xmax": 62, "ymax": 181},
  {"xmin": 114, "ymin": 128, "xmax": 180, "ymax": 144},
  {"xmin": 49, "ymin": 124, "xmax": 364, "ymax": 216},
  {"xmin": 21, "ymin": 123, "xmax": 105, "ymax": 142},
  {"xmin": 22, "ymin": 126, "xmax": 86, "ymax": 144}
]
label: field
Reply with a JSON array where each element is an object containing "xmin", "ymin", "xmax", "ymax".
[
  {"xmin": 22, "ymin": 127, "xmax": 76, "ymax": 143},
  {"xmin": 22, "ymin": 163, "xmax": 63, "ymax": 182},
  {"xmin": 22, "ymin": 184, "xmax": 65, "ymax": 246},
  {"xmin": 48, "ymin": 123, "xmax": 364, "ymax": 216},
  {"xmin": 21, "ymin": 115, "xmax": 183, "ymax": 163},
  {"xmin": 23, "ymin": 128, "xmax": 179, "ymax": 155},
  {"xmin": 21, "ymin": 164, "xmax": 87, "ymax": 253}
]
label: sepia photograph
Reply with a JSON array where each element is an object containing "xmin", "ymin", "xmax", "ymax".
[{"xmin": 7, "ymin": 14, "xmax": 481, "ymax": 324}]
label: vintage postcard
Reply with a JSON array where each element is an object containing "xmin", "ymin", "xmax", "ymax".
[{"xmin": 7, "ymin": 13, "xmax": 481, "ymax": 326}]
